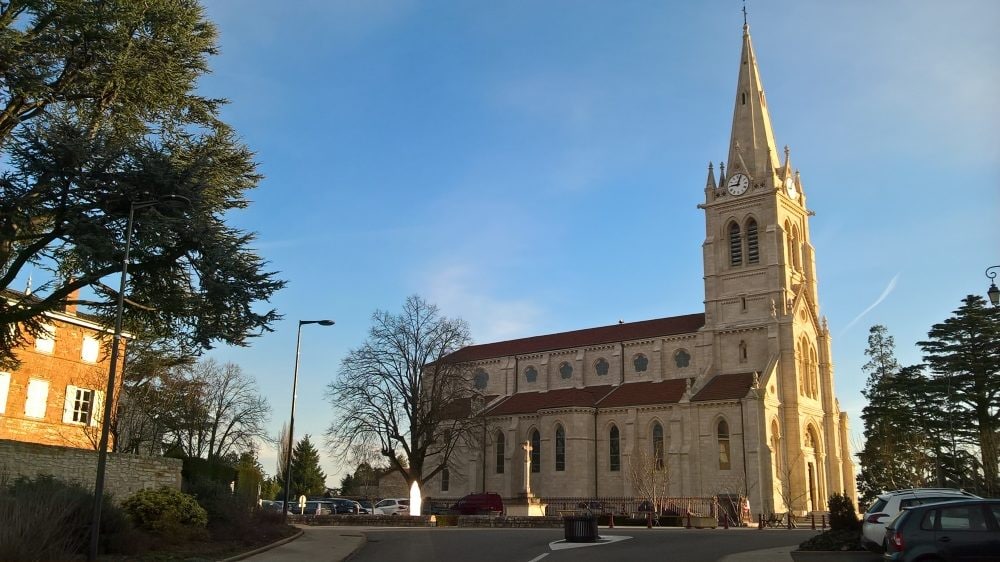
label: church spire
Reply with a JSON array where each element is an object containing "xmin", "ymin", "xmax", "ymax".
[{"xmin": 726, "ymin": 24, "xmax": 780, "ymax": 188}]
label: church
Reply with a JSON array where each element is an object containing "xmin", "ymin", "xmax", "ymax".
[{"xmin": 430, "ymin": 23, "xmax": 857, "ymax": 517}]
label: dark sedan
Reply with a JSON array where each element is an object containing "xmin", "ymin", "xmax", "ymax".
[
  {"xmin": 327, "ymin": 498, "xmax": 361, "ymax": 514},
  {"xmin": 883, "ymin": 498, "xmax": 1000, "ymax": 561}
]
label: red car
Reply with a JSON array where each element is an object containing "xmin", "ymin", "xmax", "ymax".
[{"xmin": 451, "ymin": 492, "xmax": 504, "ymax": 515}]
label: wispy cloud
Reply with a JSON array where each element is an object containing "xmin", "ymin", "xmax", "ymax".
[
  {"xmin": 422, "ymin": 264, "xmax": 542, "ymax": 344},
  {"xmin": 840, "ymin": 273, "xmax": 900, "ymax": 336}
]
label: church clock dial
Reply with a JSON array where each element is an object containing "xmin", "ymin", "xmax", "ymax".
[
  {"xmin": 785, "ymin": 176, "xmax": 798, "ymax": 199},
  {"xmin": 727, "ymin": 173, "xmax": 749, "ymax": 195}
]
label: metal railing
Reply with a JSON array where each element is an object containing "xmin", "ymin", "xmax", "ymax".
[{"xmin": 539, "ymin": 496, "xmax": 717, "ymax": 518}]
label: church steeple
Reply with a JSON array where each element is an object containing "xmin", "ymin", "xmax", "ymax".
[{"xmin": 726, "ymin": 24, "xmax": 780, "ymax": 188}]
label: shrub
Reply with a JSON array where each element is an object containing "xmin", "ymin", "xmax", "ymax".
[
  {"xmin": 0, "ymin": 474, "xmax": 138, "ymax": 559},
  {"xmin": 122, "ymin": 487, "xmax": 208, "ymax": 536},
  {"xmin": 828, "ymin": 492, "xmax": 861, "ymax": 532}
]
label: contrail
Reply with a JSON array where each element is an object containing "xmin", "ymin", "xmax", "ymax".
[{"xmin": 840, "ymin": 273, "xmax": 900, "ymax": 336}]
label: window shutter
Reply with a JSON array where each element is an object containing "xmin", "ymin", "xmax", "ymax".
[
  {"xmin": 90, "ymin": 391, "xmax": 103, "ymax": 427},
  {"xmin": 25, "ymin": 379, "xmax": 49, "ymax": 418},
  {"xmin": 0, "ymin": 372, "xmax": 10, "ymax": 414},
  {"xmin": 63, "ymin": 385, "xmax": 77, "ymax": 423}
]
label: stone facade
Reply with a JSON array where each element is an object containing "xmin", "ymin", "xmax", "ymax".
[
  {"xmin": 0, "ymin": 439, "xmax": 181, "ymax": 501},
  {"xmin": 0, "ymin": 290, "xmax": 125, "ymax": 450},
  {"xmin": 425, "ymin": 25, "xmax": 857, "ymax": 517}
]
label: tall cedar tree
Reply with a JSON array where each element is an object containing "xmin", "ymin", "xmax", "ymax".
[
  {"xmin": 918, "ymin": 295, "xmax": 1000, "ymax": 496},
  {"xmin": 281, "ymin": 435, "xmax": 326, "ymax": 499},
  {"xmin": 326, "ymin": 295, "xmax": 478, "ymax": 490},
  {"xmin": 0, "ymin": 0, "xmax": 284, "ymax": 369}
]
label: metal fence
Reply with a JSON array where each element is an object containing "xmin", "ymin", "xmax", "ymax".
[{"xmin": 539, "ymin": 496, "xmax": 719, "ymax": 518}]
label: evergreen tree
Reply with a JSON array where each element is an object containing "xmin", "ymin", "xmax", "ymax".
[
  {"xmin": 858, "ymin": 325, "xmax": 936, "ymax": 503},
  {"xmin": 282, "ymin": 435, "xmax": 327, "ymax": 499},
  {"xmin": 918, "ymin": 295, "xmax": 1000, "ymax": 496}
]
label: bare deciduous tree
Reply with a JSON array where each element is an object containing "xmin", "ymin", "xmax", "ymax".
[
  {"xmin": 326, "ymin": 295, "xmax": 479, "ymax": 489},
  {"xmin": 627, "ymin": 448, "xmax": 671, "ymax": 518}
]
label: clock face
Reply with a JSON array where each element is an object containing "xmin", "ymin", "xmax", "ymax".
[
  {"xmin": 785, "ymin": 177, "xmax": 798, "ymax": 199},
  {"xmin": 727, "ymin": 173, "xmax": 749, "ymax": 196}
]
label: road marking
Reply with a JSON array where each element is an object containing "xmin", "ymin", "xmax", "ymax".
[
  {"xmin": 549, "ymin": 535, "xmax": 632, "ymax": 550},
  {"xmin": 527, "ymin": 554, "xmax": 549, "ymax": 562}
]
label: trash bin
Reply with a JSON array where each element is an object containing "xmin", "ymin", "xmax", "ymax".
[{"xmin": 563, "ymin": 514, "xmax": 599, "ymax": 542}]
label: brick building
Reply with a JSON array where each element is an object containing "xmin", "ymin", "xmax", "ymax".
[{"xmin": 0, "ymin": 289, "xmax": 124, "ymax": 450}]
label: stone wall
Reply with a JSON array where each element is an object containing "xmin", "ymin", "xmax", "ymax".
[{"xmin": 0, "ymin": 439, "xmax": 181, "ymax": 501}]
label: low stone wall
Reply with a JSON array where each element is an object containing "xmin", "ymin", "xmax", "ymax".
[
  {"xmin": 0, "ymin": 439, "xmax": 181, "ymax": 501},
  {"xmin": 302, "ymin": 514, "xmax": 563, "ymax": 528}
]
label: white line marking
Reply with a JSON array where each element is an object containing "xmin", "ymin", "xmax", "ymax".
[
  {"xmin": 549, "ymin": 535, "xmax": 633, "ymax": 550},
  {"xmin": 527, "ymin": 553, "xmax": 550, "ymax": 562}
]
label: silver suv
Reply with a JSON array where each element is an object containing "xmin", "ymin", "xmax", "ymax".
[{"xmin": 861, "ymin": 488, "xmax": 979, "ymax": 551}]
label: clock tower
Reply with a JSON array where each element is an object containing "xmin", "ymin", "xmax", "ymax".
[{"xmin": 698, "ymin": 23, "xmax": 851, "ymax": 511}]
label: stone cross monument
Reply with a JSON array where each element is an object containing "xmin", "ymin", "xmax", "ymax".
[{"xmin": 522, "ymin": 440, "xmax": 532, "ymax": 496}]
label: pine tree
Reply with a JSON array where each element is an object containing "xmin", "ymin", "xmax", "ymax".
[
  {"xmin": 284, "ymin": 435, "xmax": 327, "ymax": 499},
  {"xmin": 918, "ymin": 295, "xmax": 1000, "ymax": 496},
  {"xmin": 856, "ymin": 325, "xmax": 924, "ymax": 505}
]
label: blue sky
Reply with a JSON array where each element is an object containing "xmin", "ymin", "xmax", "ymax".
[{"xmin": 180, "ymin": 1, "xmax": 1000, "ymax": 485}]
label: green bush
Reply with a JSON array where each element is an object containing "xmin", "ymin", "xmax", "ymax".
[
  {"xmin": 122, "ymin": 487, "xmax": 208, "ymax": 536},
  {"xmin": 828, "ymin": 492, "xmax": 861, "ymax": 532},
  {"xmin": 0, "ymin": 474, "xmax": 138, "ymax": 560}
]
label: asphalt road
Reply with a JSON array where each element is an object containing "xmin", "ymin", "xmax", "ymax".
[{"xmin": 351, "ymin": 527, "xmax": 821, "ymax": 562}]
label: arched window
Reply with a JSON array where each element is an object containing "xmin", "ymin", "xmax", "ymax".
[
  {"xmin": 559, "ymin": 361, "xmax": 573, "ymax": 379},
  {"xmin": 555, "ymin": 425, "xmax": 566, "ymax": 472},
  {"xmin": 791, "ymin": 225, "xmax": 802, "ymax": 270},
  {"xmin": 441, "ymin": 468, "xmax": 450, "ymax": 491},
  {"xmin": 595, "ymin": 358, "xmax": 609, "ymax": 376},
  {"xmin": 784, "ymin": 220, "xmax": 794, "ymax": 267},
  {"xmin": 652, "ymin": 422, "xmax": 665, "ymax": 470},
  {"xmin": 495, "ymin": 431, "xmax": 505, "ymax": 474},
  {"xmin": 633, "ymin": 353, "xmax": 649, "ymax": 372},
  {"xmin": 609, "ymin": 425, "xmax": 620, "ymax": 472},
  {"xmin": 473, "ymin": 368, "xmax": 488, "ymax": 390},
  {"xmin": 729, "ymin": 222, "xmax": 743, "ymax": 266},
  {"xmin": 524, "ymin": 365, "xmax": 537, "ymax": 383},
  {"xmin": 530, "ymin": 430, "xmax": 540, "ymax": 473},
  {"xmin": 770, "ymin": 420, "xmax": 782, "ymax": 475},
  {"xmin": 810, "ymin": 346, "xmax": 819, "ymax": 399},
  {"xmin": 739, "ymin": 340, "xmax": 748, "ymax": 363},
  {"xmin": 746, "ymin": 218, "xmax": 759, "ymax": 264},
  {"xmin": 717, "ymin": 419, "xmax": 731, "ymax": 470},
  {"xmin": 674, "ymin": 349, "xmax": 691, "ymax": 368}
]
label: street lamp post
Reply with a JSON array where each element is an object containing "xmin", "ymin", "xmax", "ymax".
[
  {"xmin": 282, "ymin": 319, "xmax": 334, "ymax": 521},
  {"xmin": 89, "ymin": 195, "xmax": 189, "ymax": 562},
  {"xmin": 986, "ymin": 266, "xmax": 1000, "ymax": 307}
]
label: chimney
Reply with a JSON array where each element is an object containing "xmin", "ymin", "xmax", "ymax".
[{"xmin": 65, "ymin": 288, "xmax": 80, "ymax": 315}]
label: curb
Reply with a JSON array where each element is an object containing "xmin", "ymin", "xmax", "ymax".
[{"xmin": 218, "ymin": 528, "xmax": 305, "ymax": 562}]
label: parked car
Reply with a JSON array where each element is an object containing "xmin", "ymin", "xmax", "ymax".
[
  {"xmin": 883, "ymin": 498, "xmax": 1000, "ymax": 562},
  {"xmin": 374, "ymin": 497, "xmax": 410, "ymax": 515},
  {"xmin": 356, "ymin": 499, "xmax": 374, "ymax": 514},
  {"xmin": 862, "ymin": 488, "xmax": 980, "ymax": 551},
  {"xmin": 451, "ymin": 492, "xmax": 504, "ymax": 515},
  {"xmin": 327, "ymin": 498, "xmax": 361, "ymax": 514}
]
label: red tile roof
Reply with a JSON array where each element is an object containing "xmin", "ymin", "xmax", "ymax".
[
  {"xmin": 691, "ymin": 372, "xmax": 755, "ymax": 401},
  {"xmin": 487, "ymin": 385, "xmax": 616, "ymax": 416},
  {"xmin": 440, "ymin": 313, "xmax": 705, "ymax": 364},
  {"xmin": 597, "ymin": 379, "xmax": 687, "ymax": 408}
]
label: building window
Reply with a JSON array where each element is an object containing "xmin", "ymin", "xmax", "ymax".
[
  {"xmin": 718, "ymin": 419, "xmax": 731, "ymax": 470},
  {"xmin": 35, "ymin": 324, "xmax": 55, "ymax": 353},
  {"xmin": 495, "ymin": 431, "xmax": 505, "ymax": 474},
  {"xmin": 555, "ymin": 425, "xmax": 565, "ymax": 472},
  {"xmin": 609, "ymin": 425, "xmax": 620, "ymax": 472},
  {"xmin": 558, "ymin": 361, "xmax": 573, "ymax": 379},
  {"xmin": 441, "ymin": 468, "xmax": 450, "ymax": 492},
  {"xmin": 594, "ymin": 358, "xmax": 609, "ymax": 376},
  {"xmin": 82, "ymin": 336, "xmax": 100, "ymax": 363},
  {"xmin": 674, "ymin": 350, "xmax": 690, "ymax": 368},
  {"xmin": 530, "ymin": 430, "xmax": 540, "ymax": 473},
  {"xmin": 739, "ymin": 340, "xmax": 748, "ymax": 363},
  {"xmin": 633, "ymin": 353, "xmax": 648, "ymax": 373},
  {"xmin": 524, "ymin": 365, "xmax": 537, "ymax": 383},
  {"xmin": 473, "ymin": 368, "xmax": 488, "ymax": 390},
  {"xmin": 25, "ymin": 379, "xmax": 49, "ymax": 418},
  {"xmin": 63, "ymin": 386, "xmax": 98, "ymax": 425},
  {"xmin": 746, "ymin": 219, "xmax": 759, "ymax": 264},
  {"xmin": 770, "ymin": 420, "xmax": 782, "ymax": 476},
  {"xmin": 729, "ymin": 222, "xmax": 742, "ymax": 266},
  {"xmin": 0, "ymin": 372, "xmax": 10, "ymax": 414},
  {"xmin": 652, "ymin": 422, "xmax": 664, "ymax": 470}
]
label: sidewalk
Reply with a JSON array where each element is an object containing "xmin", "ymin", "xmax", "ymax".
[{"xmin": 719, "ymin": 545, "xmax": 794, "ymax": 562}]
